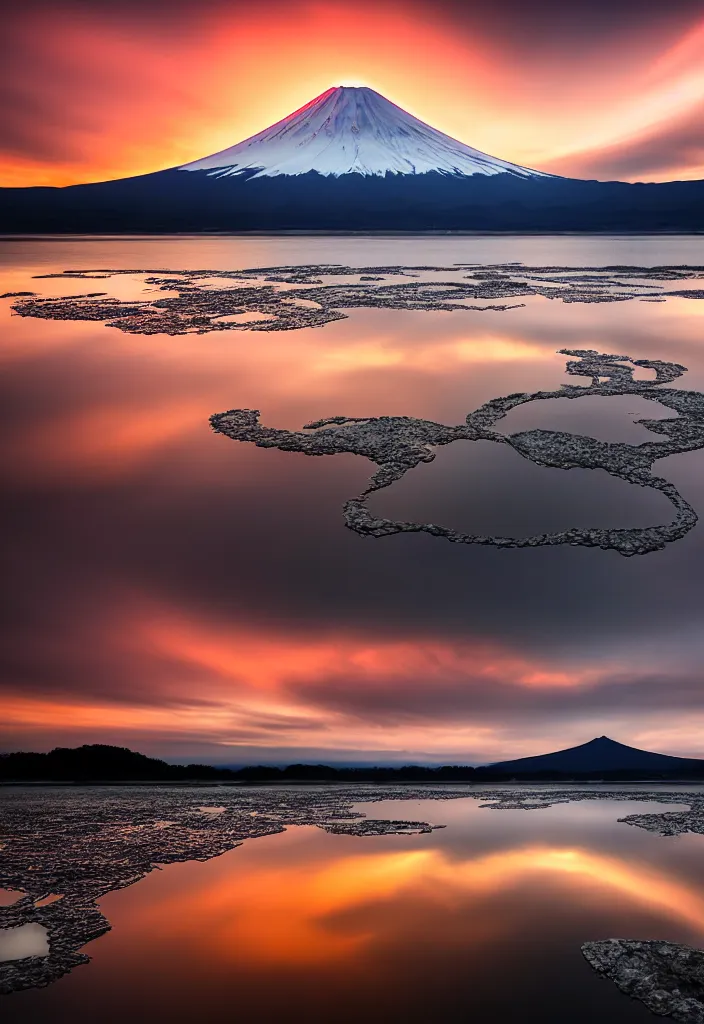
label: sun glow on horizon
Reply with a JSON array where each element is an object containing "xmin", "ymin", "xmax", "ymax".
[{"xmin": 1, "ymin": 3, "xmax": 703, "ymax": 186}]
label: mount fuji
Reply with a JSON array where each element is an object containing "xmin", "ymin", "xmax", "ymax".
[
  {"xmin": 180, "ymin": 85, "xmax": 547, "ymax": 180},
  {"xmin": 2, "ymin": 85, "xmax": 704, "ymax": 231}
]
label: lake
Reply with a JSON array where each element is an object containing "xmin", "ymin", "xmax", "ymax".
[
  {"xmin": 3, "ymin": 786, "xmax": 704, "ymax": 1022},
  {"xmin": 2, "ymin": 234, "xmax": 704, "ymax": 762},
  {"xmin": 2, "ymin": 233, "xmax": 704, "ymax": 1019}
]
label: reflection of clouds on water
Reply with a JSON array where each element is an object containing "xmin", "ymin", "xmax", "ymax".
[
  {"xmin": 3, "ymin": 241, "xmax": 704, "ymax": 762},
  {"xmin": 91, "ymin": 818, "xmax": 704, "ymax": 972},
  {"xmin": 205, "ymin": 843, "xmax": 704, "ymax": 963},
  {"xmin": 7, "ymin": 786, "xmax": 704, "ymax": 1021},
  {"xmin": 212, "ymin": 349, "xmax": 704, "ymax": 557}
]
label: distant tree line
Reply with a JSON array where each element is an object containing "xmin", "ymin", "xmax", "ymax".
[{"xmin": 2, "ymin": 744, "xmax": 704, "ymax": 784}]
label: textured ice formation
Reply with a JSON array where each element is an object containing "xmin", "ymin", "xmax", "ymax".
[{"xmin": 212, "ymin": 349, "xmax": 704, "ymax": 557}]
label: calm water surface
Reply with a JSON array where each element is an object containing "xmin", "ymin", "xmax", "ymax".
[
  {"xmin": 5, "ymin": 793, "xmax": 704, "ymax": 1023},
  {"xmin": 2, "ymin": 234, "xmax": 704, "ymax": 761},
  {"xmin": 3, "ymin": 235, "xmax": 704, "ymax": 1016}
]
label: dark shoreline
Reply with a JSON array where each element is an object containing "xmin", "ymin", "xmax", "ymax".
[
  {"xmin": 2, "ymin": 230, "xmax": 704, "ymax": 239},
  {"xmin": 4, "ymin": 741, "xmax": 704, "ymax": 786},
  {"xmin": 4, "ymin": 778, "xmax": 704, "ymax": 787}
]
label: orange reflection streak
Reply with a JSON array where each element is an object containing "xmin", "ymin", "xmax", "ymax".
[
  {"xmin": 309, "ymin": 329, "xmax": 550, "ymax": 376},
  {"xmin": 3, "ymin": 402, "xmax": 205, "ymax": 480},
  {"xmin": 119, "ymin": 839, "xmax": 704, "ymax": 967}
]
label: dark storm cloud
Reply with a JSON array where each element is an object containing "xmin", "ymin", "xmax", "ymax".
[
  {"xmin": 6, "ymin": 0, "xmax": 703, "ymax": 35},
  {"xmin": 0, "ymin": 617, "xmax": 229, "ymax": 710},
  {"xmin": 288, "ymin": 668, "xmax": 704, "ymax": 727}
]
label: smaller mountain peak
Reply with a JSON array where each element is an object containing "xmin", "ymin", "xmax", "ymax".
[{"xmin": 484, "ymin": 734, "xmax": 697, "ymax": 775}]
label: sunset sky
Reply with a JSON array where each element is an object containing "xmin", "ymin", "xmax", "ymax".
[
  {"xmin": 3, "ymin": 5, "xmax": 704, "ymax": 768},
  {"xmin": 2, "ymin": 0, "xmax": 704, "ymax": 187}
]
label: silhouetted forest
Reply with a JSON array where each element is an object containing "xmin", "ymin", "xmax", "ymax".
[{"xmin": 2, "ymin": 744, "xmax": 704, "ymax": 783}]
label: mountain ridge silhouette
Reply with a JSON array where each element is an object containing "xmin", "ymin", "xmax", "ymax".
[{"xmin": 1, "ymin": 738, "xmax": 702, "ymax": 783}]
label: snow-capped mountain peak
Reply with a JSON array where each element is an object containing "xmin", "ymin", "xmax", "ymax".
[{"xmin": 179, "ymin": 86, "xmax": 547, "ymax": 179}]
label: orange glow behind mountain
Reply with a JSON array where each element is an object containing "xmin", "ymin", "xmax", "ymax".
[{"xmin": 2, "ymin": 2, "xmax": 704, "ymax": 187}]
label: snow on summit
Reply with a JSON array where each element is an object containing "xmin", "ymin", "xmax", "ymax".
[{"xmin": 180, "ymin": 86, "xmax": 546, "ymax": 179}]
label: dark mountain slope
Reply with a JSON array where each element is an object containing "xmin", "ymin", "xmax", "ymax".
[
  {"xmin": 2, "ymin": 169, "xmax": 704, "ymax": 232},
  {"xmin": 486, "ymin": 736, "xmax": 700, "ymax": 775}
]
